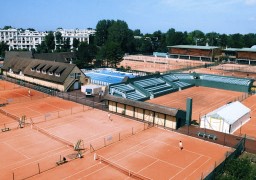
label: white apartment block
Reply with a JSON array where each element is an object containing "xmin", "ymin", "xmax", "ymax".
[
  {"xmin": 0, "ymin": 28, "xmax": 96, "ymax": 51},
  {"xmin": 55, "ymin": 28, "xmax": 96, "ymax": 48}
]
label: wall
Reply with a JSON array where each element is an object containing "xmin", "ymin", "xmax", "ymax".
[
  {"xmin": 4, "ymin": 72, "xmax": 65, "ymax": 91},
  {"xmin": 107, "ymin": 100, "xmax": 178, "ymax": 130},
  {"xmin": 237, "ymin": 52, "xmax": 256, "ymax": 60}
]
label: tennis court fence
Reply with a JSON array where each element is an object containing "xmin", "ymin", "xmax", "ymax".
[
  {"xmin": 203, "ymin": 136, "xmax": 246, "ymax": 179},
  {"xmin": 32, "ymin": 124, "xmax": 73, "ymax": 148},
  {"xmin": 89, "ymin": 122, "xmax": 153, "ymax": 153},
  {"xmin": 30, "ymin": 105, "xmax": 93, "ymax": 124},
  {"xmin": 98, "ymin": 155, "xmax": 152, "ymax": 180}
]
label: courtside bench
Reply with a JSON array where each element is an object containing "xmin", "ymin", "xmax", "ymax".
[{"xmin": 197, "ymin": 132, "xmax": 217, "ymax": 140}]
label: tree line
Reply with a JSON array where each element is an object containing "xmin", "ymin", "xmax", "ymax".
[{"xmin": 1, "ymin": 22, "xmax": 256, "ymax": 68}]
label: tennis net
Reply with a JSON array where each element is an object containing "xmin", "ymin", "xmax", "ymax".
[
  {"xmin": 0, "ymin": 108, "xmax": 20, "ymax": 121},
  {"xmin": 98, "ymin": 155, "xmax": 152, "ymax": 180},
  {"xmin": 33, "ymin": 125, "xmax": 74, "ymax": 148}
]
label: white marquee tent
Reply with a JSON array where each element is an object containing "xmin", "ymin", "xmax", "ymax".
[{"xmin": 200, "ymin": 101, "xmax": 251, "ymax": 134}]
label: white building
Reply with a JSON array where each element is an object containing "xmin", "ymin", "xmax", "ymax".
[
  {"xmin": 0, "ymin": 28, "xmax": 95, "ymax": 51},
  {"xmin": 200, "ymin": 101, "xmax": 251, "ymax": 134}
]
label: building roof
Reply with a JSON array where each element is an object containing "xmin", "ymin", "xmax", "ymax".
[
  {"xmin": 167, "ymin": 45, "xmax": 219, "ymax": 50},
  {"xmin": 223, "ymin": 48, "xmax": 240, "ymax": 52},
  {"xmin": 4, "ymin": 51, "xmax": 33, "ymax": 61},
  {"xmin": 236, "ymin": 48, "xmax": 256, "ymax": 52},
  {"xmin": 2, "ymin": 57, "xmax": 77, "ymax": 84},
  {"xmin": 206, "ymin": 101, "xmax": 250, "ymax": 124},
  {"xmin": 33, "ymin": 52, "xmax": 76, "ymax": 63}
]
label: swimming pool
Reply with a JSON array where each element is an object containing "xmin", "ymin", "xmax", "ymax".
[{"xmin": 83, "ymin": 69, "xmax": 136, "ymax": 86}]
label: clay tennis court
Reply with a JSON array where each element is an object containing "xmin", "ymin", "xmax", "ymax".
[
  {"xmin": 119, "ymin": 56, "xmax": 212, "ymax": 73},
  {"xmin": 2, "ymin": 110, "xmax": 232, "ymax": 180},
  {"xmin": 1, "ymin": 96, "xmax": 84, "ymax": 121},
  {"xmin": 0, "ymin": 85, "xmax": 47, "ymax": 104},
  {"xmin": 184, "ymin": 64, "xmax": 256, "ymax": 80},
  {"xmin": 234, "ymin": 94, "xmax": 256, "ymax": 139},
  {"xmin": 147, "ymin": 86, "xmax": 243, "ymax": 122},
  {"xmin": 0, "ymin": 79, "xmax": 21, "ymax": 91}
]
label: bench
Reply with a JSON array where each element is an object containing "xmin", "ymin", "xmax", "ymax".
[
  {"xmin": 1, "ymin": 127, "xmax": 10, "ymax": 132},
  {"xmin": 56, "ymin": 159, "xmax": 67, "ymax": 166},
  {"xmin": 197, "ymin": 132, "xmax": 217, "ymax": 140}
]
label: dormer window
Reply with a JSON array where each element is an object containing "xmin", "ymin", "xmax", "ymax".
[
  {"xmin": 36, "ymin": 68, "xmax": 41, "ymax": 73},
  {"xmin": 42, "ymin": 70, "xmax": 46, "ymax": 74},
  {"xmin": 55, "ymin": 72, "xmax": 60, "ymax": 77},
  {"xmin": 9, "ymin": 68, "xmax": 13, "ymax": 73},
  {"xmin": 31, "ymin": 67, "xmax": 35, "ymax": 71},
  {"xmin": 19, "ymin": 71, "xmax": 23, "ymax": 75},
  {"xmin": 49, "ymin": 71, "xmax": 53, "ymax": 75}
]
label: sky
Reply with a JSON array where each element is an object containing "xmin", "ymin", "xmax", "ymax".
[{"xmin": 1, "ymin": 0, "xmax": 256, "ymax": 34}]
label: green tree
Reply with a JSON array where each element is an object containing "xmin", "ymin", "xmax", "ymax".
[
  {"xmin": 105, "ymin": 42, "xmax": 124, "ymax": 67},
  {"xmin": 0, "ymin": 42, "xmax": 9, "ymax": 57},
  {"xmin": 107, "ymin": 20, "xmax": 134, "ymax": 53},
  {"xmin": 228, "ymin": 33, "xmax": 244, "ymax": 48},
  {"xmin": 216, "ymin": 158, "xmax": 256, "ymax": 180},
  {"xmin": 36, "ymin": 42, "xmax": 48, "ymax": 53},
  {"xmin": 205, "ymin": 32, "xmax": 220, "ymax": 46},
  {"xmin": 140, "ymin": 38, "xmax": 153, "ymax": 54},
  {"xmin": 44, "ymin": 31, "xmax": 55, "ymax": 52},
  {"xmin": 75, "ymin": 42, "xmax": 97, "ymax": 68},
  {"xmin": 187, "ymin": 30, "xmax": 205, "ymax": 45},
  {"xmin": 72, "ymin": 38, "xmax": 80, "ymax": 51},
  {"xmin": 63, "ymin": 38, "xmax": 71, "ymax": 52},
  {"xmin": 3, "ymin": 26, "xmax": 12, "ymax": 30},
  {"xmin": 55, "ymin": 31, "xmax": 62, "ymax": 45},
  {"xmin": 95, "ymin": 19, "xmax": 114, "ymax": 46}
]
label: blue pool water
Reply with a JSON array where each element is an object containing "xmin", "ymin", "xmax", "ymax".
[{"xmin": 84, "ymin": 69, "xmax": 136, "ymax": 85}]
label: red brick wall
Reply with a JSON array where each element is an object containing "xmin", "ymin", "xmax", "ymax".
[
  {"xmin": 169, "ymin": 48, "xmax": 221, "ymax": 57},
  {"xmin": 237, "ymin": 52, "xmax": 256, "ymax": 59}
]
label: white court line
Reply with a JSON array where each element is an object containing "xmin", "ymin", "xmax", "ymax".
[
  {"xmin": 11, "ymin": 147, "xmax": 72, "ymax": 171},
  {"xmin": 169, "ymin": 155, "xmax": 204, "ymax": 180},
  {"xmin": 184, "ymin": 157, "xmax": 211, "ymax": 180}
]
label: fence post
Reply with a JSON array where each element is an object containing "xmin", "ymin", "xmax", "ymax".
[{"xmin": 38, "ymin": 163, "xmax": 41, "ymax": 174}]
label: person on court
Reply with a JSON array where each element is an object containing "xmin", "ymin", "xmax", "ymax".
[
  {"xmin": 28, "ymin": 89, "xmax": 31, "ymax": 96},
  {"xmin": 108, "ymin": 113, "xmax": 111, "ymax": 121},
  {"xmin": 179, "ymin": 141, "xmax": 183, "ymax": 150}
]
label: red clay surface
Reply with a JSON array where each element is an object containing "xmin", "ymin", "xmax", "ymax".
[
  {"xmin": 0, "ymin": 85, "xmax": 47, "ymax": 104},
  {"xmin": 0, "ymin": 116, "xmax": 231, "ymax": 180},
  {"xmin": 0, "ymin": 80, "xmax": 21, "ymax": 91},
  {"xmin": 147, "ymin": 86, "xmax": 243, "ymax": 122},
  {"xmin": 183, "ymin": 64, "xmax": 256, "ymax": 80},
  {"xmin": 0, "ymin": 80, "xmax": 236, "ymax": 179},
  {"xmin": 119, "ymin": 55, "xmax": 212, "ymax": 73},
  {"xmin": 234, "ymin": 94, "xmax": 256, "ymax": 139}
]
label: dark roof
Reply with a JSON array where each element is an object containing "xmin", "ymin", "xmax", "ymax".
[
  {"xmin": 167, "ymin": 45, "xmax": 219, "ymax": 50},
  {"xmin": 2, "ymin": 57, "xmax": 78, "ymax": 84},
  {"xmin": 104, "ymin": 94, "xmax": 180, "ymax": 116},
  {"xmin": 2, "ymin": 57, "xmax": 31, "ymax": 73},
  {"xmin": 4, "ymin": 51, "xmax": 33, "ymax": 61},
  {"xmin": 34, "ymin": 52, "xmax": 76, "ymax": 63}
]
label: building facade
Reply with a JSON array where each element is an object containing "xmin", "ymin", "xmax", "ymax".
[
  {"xmin": 2, "ymin": 57, "xmax": 89, "ymax": 91},
  {"xmin": 168, "ymin": 45, "xmax": 222, "ymax": 61},
  {"xmin": 0, "ymin": 28, "xmax": 95, "ymax": 51}
]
